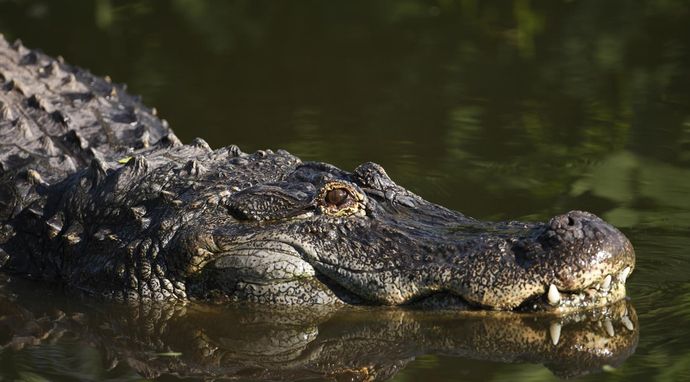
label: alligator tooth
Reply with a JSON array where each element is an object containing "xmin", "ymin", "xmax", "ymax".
[
  {"xmin": 604, "ymin": 319, "xmax": 615, "ymax": 337},
  {"xmin": 620, "ymin": 267, "xmax": 631, "ymax": 283},
  {"xmin": 1, "ymin": 104, "xmax": 13, "ymax": 120},
  {"xmin": 601, "ymin": 275, "xmax": 612, "ymax": 292},
  {"xmin": 547, "ymin": 284, "xmax": 561, "ymax": 305},
  {"xmin": 26, "ymin": 169, "xmax": 45, "ymax": 185},
  {"xmin": 621, "ymin": 316, "xmax": 634, "ymax": 331},
  {"xmin": 549, "ymin": 322, "xmax": 561, "ymax": 345}
]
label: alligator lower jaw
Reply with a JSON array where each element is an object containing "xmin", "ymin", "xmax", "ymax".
[{"xmin": 519, "ymin": 266, "xmax": 632, "ymax": 313}]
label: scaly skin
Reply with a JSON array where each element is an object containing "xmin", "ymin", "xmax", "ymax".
[{"xmin": 0, "ymin": 34, "xmax": 635, "ymax": 311}]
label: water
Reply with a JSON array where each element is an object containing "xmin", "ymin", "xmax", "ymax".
[{"xmin": 0, "ymin": 1, "xmax": 688, "ymax": 380}]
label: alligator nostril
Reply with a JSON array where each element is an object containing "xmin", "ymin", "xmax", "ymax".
[
  {"xmin": 549, "ymin": 215, "xmax": 570, "ymax": 230},
  {"xmin": 567, "ymin": 216, "xmax": 576, "ymax": 226}
]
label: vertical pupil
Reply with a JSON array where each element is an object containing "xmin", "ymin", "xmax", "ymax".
[{"xmin": 326, "ymin": 189, "xmax": 348, "ymax": 205}]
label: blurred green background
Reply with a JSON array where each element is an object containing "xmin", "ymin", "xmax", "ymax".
[{"xmin": 1, "ymin": 0, "xmax": 689, "ymax": 381}]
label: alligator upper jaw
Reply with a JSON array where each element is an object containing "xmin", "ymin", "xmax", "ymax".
[
  {"xmin": 207, "ymin": 211, "xmax": 635, "ymax": 311},
  {"xmin": 203, "ymin": 244, "xmax": 634, "ymax": 312}
]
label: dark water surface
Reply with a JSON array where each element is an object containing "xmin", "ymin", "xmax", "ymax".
[{"xmin": 0, "ymin": 1, "xmax": 689, "ymax": 381}]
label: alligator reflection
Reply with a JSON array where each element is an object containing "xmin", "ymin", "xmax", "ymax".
[{"xmin": 0, "ymin": 279, "xmax": 637, "ymax": 381}]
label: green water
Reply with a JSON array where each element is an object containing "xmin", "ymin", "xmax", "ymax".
[{"xmin": 0, "ymin": 0, "xmax": 689, "ymax": 381}]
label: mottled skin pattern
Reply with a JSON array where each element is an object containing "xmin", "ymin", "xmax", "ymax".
[{"xmin": 0, "ymin": 35, "xmax": 635, "ymax": 311}]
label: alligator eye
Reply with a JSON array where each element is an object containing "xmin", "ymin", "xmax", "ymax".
[
  {"xmin": 325, "ymin": 188, "xmax": 349, "ymax": 206},
  {"xmin": 318, "ymin": 181, "xmax": 366, "ymax": 217}
]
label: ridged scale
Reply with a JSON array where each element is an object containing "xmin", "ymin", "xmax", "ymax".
[{"xmin": 0, "ymin": 34, "xmax": 179, "ymax": 221}]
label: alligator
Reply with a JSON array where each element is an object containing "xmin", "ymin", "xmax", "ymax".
[{"xmin": 0, "ymin": 34, "xmax": 635, "ymax": 311}]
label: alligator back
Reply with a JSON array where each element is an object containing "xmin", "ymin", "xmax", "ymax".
[{"xmin": 0, "ymin": 34, "xmax": 177, "ymax": 220}]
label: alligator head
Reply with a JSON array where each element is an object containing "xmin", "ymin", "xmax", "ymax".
[{"xmin": 156, "ymin": 149, "xmax": 636, "ymax": 312}]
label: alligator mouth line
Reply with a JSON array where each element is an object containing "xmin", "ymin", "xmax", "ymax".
[
  {"xmin": 220, "ymin": 236, "xmax": 634, "ymax": 311},
  {"xmin": 521, "ymin": 266, "xmax": 633, "ymax": 312},
  {"xmin": 306, "ymin": 263, "xmax": 634, "ymax": 312}
]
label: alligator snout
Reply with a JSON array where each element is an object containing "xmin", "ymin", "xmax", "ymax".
[
  {"xmin": 542, "ymin": 211, "xmax": 634, "ymax": 274},
  {"xmin": 518, "ymin": 210, "xmax": 635, "ymax": 311},
  {"xmin": 431, "ymin": 210, "xmax": 635, "ymax": 311}
]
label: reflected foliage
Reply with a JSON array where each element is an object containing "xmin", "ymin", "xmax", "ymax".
[
  {"xmin": 573, "ymin": 151, "xmax": 690, "ymax": 228},
  {"xmin": 0, "ymin": 0, "xmax": 689, "ymax": 381},
  {"xmin": 1, "ymin": 2, "xmax": 687, "ymax": 186}
]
